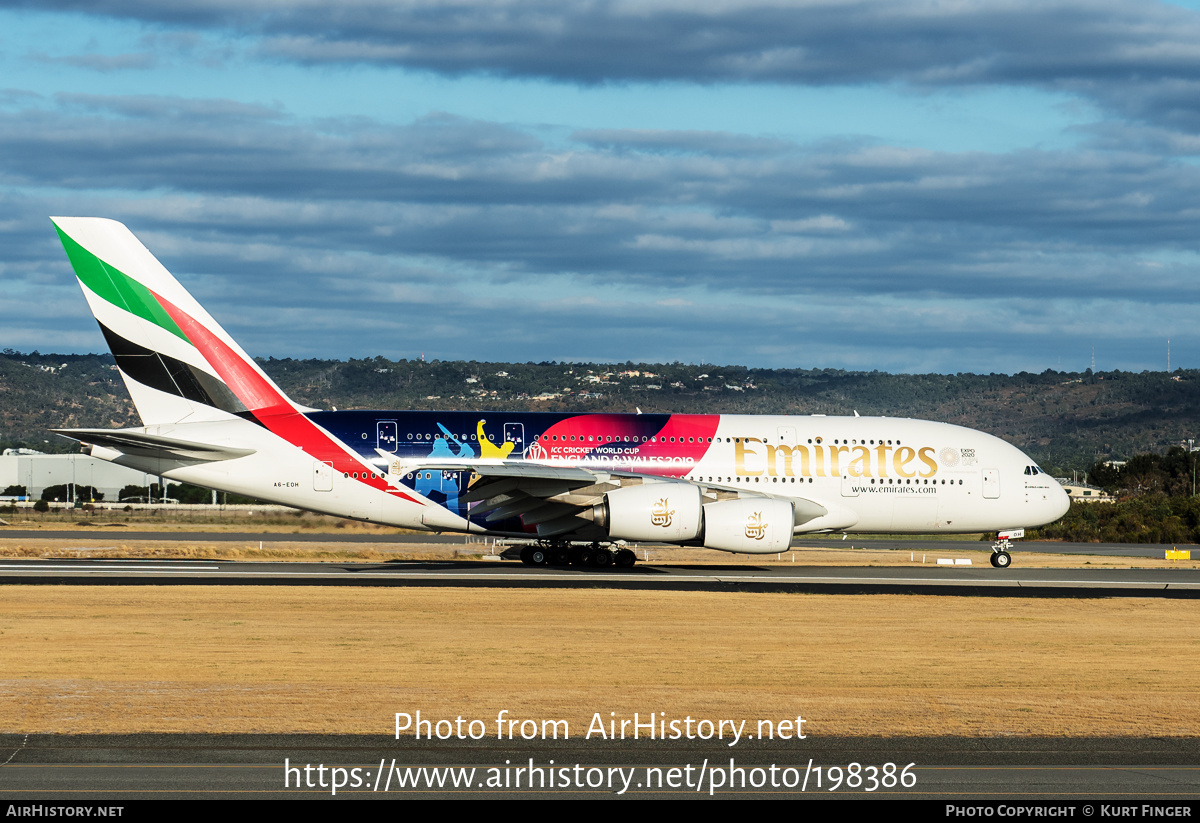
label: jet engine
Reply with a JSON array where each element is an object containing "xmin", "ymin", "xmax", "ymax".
[
  {"xmin": 591, "ymin": 482, "xmax": 797, "ymax": 553},
  {"xmin": 701, "ymin": 497, "xmax": 795, "ymax": 553},
  {"xmin": 593, "ymin": 482, "xmax": 703, "ymax": 542}
]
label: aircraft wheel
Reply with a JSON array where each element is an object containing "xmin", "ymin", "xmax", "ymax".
[
  {"xmin": 520, "ymin": 546, "xmax": 534, "ymax": 565},
  {"xmin": 574, "ymin": 549, "xmax": 593, "ymax": 566},
  {"xmin": 530, "ymin": 547, "xmax": 549, "ymax": 565},
  {"xmin": 592, "ymin": 548, "xmax": 614, "ymax": 567},
  {"xmin": 991, "ymin": 551, "xmax": 1011, "ymax": 569},
  {"xmin": 551, "ymin": 547, "xmax": 571, "ymax": 566},
  {"xmin": 615, "ymin": 549, "xmax": 636, "ymax": 568}
]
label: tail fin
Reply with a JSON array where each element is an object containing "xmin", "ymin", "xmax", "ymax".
[{"xmin": 52, "ymin": 217, "xmax": 296, "ymax": 426}]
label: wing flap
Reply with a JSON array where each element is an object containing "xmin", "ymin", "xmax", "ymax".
[
  {"xmin": 536, "ymin": 514, "xmax": 592, "ymax": 538},
  {"xmin": 484, "ymin": 497, "xmax": 552, "ymax": 523}
]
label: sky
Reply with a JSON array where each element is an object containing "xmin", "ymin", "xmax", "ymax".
[{"xmin": 3, "ymin": 1, "xmax": 1200, "ymax": 374}]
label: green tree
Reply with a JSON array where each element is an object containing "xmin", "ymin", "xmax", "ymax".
[{"xmin": 40, "ymin": 483, "xmax": 103, "ymax": 503}]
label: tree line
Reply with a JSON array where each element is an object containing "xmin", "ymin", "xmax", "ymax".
[
  {"xmin": 1029, "ymin": 447, "xmax": 1200, "ymax": 543},
  {"xmin": 4, "ymin": 349, "xmax": 1198, "ymax": 475}
]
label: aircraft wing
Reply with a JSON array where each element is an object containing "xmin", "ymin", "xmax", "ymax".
[{"xmin": 395, "ymin": 460, "xmax": 839, "ymax": 541}]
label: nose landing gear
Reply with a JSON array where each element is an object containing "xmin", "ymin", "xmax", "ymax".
[{"xmin": 990, "ymin": 528, "xmax": 1022, "ymax": 569}]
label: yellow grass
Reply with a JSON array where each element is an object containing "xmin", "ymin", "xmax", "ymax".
[
  {"xmin": 1, "ymin": 586, "xmax": 1196, "ymax": 737},
  {"xmin": 0, "ymin": 509, "xmax": 413, "ymax": 533},
  {"xmin": 0, "ymin": 538, "xmax": 1197, "ymax": 568}
]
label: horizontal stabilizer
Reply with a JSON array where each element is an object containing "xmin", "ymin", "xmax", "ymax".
[{"xmin": 54, "ymin": 428, "xmax": 256, "ymax": 462}]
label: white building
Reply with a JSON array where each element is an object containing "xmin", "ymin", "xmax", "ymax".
[
  {"xmin": 0, "ymin": 451, "xmax": 160, "ymax": 501},
  {"xmin": 1060, "ymin": 483, "xmax": 1114, "ymax": 503}
]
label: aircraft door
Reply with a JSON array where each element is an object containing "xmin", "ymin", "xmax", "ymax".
[
  {"xmin": 983, "ymin": 468, "xmax": 1000, "ymax": 499},
  {"xmin": 314, "ymin": 461, "xmax": 333, "ymax": 492},
  {"xmin": 504, "ymin": 423, "xmax": 526, "ymax": 457},
  {"xmin": 377, "ymin": 421, "xmax": 398, "ymax": 453},
  {"xmin": 840, "ymin": 474, "xmax": 859, "ymax": 497}
]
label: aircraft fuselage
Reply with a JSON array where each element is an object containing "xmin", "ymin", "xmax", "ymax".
[{"xmin": 136, "ymin": 409, "xmax": 1069, "ymax": 539}]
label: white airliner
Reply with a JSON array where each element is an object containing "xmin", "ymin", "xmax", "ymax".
[{"xmin": 49, "ymin": 217, "xmax": 1069, "ymax": 568}]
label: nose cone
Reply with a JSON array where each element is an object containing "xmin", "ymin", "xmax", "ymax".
[{"xmin": 1046, "ymin": 477, "xmax": 1071, "ymax": 524}]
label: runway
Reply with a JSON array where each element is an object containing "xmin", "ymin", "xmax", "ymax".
[
  {"xmin": 1, "ymin": 556, "xmax": 1198, "ymax": 597},
  {"xmin": 3, "ymin": 733, "xmax": 1199, "ymax": 800},
  {"xmin": 4, "ymin": 536, "xmax": 1199, "ymax": 802},
  {"xmin": 0, "ymin": 529, "xmax": 1190, "ymax": 558}
]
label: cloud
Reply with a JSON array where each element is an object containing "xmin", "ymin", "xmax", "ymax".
[
  {"xmin": 30, "ymin": 51, "xmax": 158, "ymax": 72},
  {"xmin": 54, "ymin": 92, "xmax": 285, "ymax": 122},
  {"xmin": 571, "ymin": 129, "xmax": 794, "ymax": 157},
  {"xmin": 6, "ymin": 94, "xmax": 1200, "ymax": 301},
  {"xmin": 3, "ymin": 78, "xmax": 1200, "ymax": 370},
  {"xmin": 12, "ymin": 1, "xmax": 1200, "ymax": 136}
]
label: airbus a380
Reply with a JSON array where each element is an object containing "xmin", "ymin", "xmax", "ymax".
[{"xmin": 48, "ymin": 217, "xmax": 1070, "ymax": 569}]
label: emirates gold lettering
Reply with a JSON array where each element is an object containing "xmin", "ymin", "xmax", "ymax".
[
  {"xmin": 767, "ymin": 444, "xmax": 810, "ymax": 477},
  {"xmin": 745, "ymin": 511, "xmax": 767, "ymax": 540},
  {"xmin": 848, "ymin": 445, "xmax": 872, "ymax": 477},
  {"xmin": 735, "ymin": 438, "xmax": 764, "ymax": 476},
  {"xmin": 830, "ymin": 445, "xmax": 849, "ymax": 477},
  {"xmin": 733, "ymin": 436, "xmax": 942, "ymax": 480},
  {"xmin": 893, "ymin": 446, "xmax": 917, "ymax": 478},
  {"xmin": 875, "ymin": 443, "xmax": 892, "ymax": 478},
  {"xmin": 918, "ymin": 447, "xmax": 937, "ymax": 477},
  {"xmin": 651, "ymin": 498, "xmax": 674, "ymax": 528}
]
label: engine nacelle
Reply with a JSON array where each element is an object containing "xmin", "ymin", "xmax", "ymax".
[
  {"xmin": 702, "ymin": 497, "xmax": 795, "ymax": 554},
  {"xmin": 594, "ymin": 482, "xmax": 703, "ymax": 542}
]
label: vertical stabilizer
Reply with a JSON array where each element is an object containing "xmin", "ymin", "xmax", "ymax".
[{"xmin": 52, "ymin": 217, "xmax": 296, "ymax": 426}]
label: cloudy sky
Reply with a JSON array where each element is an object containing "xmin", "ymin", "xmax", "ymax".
[{"xmin": 3, "ymin": 1, "xmax": 1200, "ymax": 374}]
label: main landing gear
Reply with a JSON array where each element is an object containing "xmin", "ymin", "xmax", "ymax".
[
  {"xmin": 520, "ymin": 541, "xmax": 638, "ymax": 569},
  {"xmin": 990, "ymin": 528, "xmax": 1023, "ymax": 569}
]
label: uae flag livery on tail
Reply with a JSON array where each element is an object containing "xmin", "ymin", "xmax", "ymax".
[{"xmin": 51, "ymin": 217, "xmax": 419, "ymax": 505}]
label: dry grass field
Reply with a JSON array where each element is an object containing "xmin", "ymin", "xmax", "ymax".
[
  {"xmin": 1, "ymin": 537, "xmax": 1198, "ymax": 568},
  {"xmin": 0, "ymin": 507, "xmax": 418, "ymax": 533},
  {"xmin": 1, "ymin": 585, "xmax": 1196, "ymax": 738}
]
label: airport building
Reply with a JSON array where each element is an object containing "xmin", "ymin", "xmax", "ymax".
[
  {"xmin": 0, "ymin": 449, "xmax": 161, "ymax": 501},
  {"xmin": 1060, "ymin": 483, "xmax": 1114, "ymax": 503}
]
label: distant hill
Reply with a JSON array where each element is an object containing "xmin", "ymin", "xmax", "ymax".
[
  {"xmin": 2, "ymin": 350, "xmax": 1197, "ymax": 475},
  {"xmin": 0, "ymin": 351, "xmax": 140, "ymax": 453}
]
